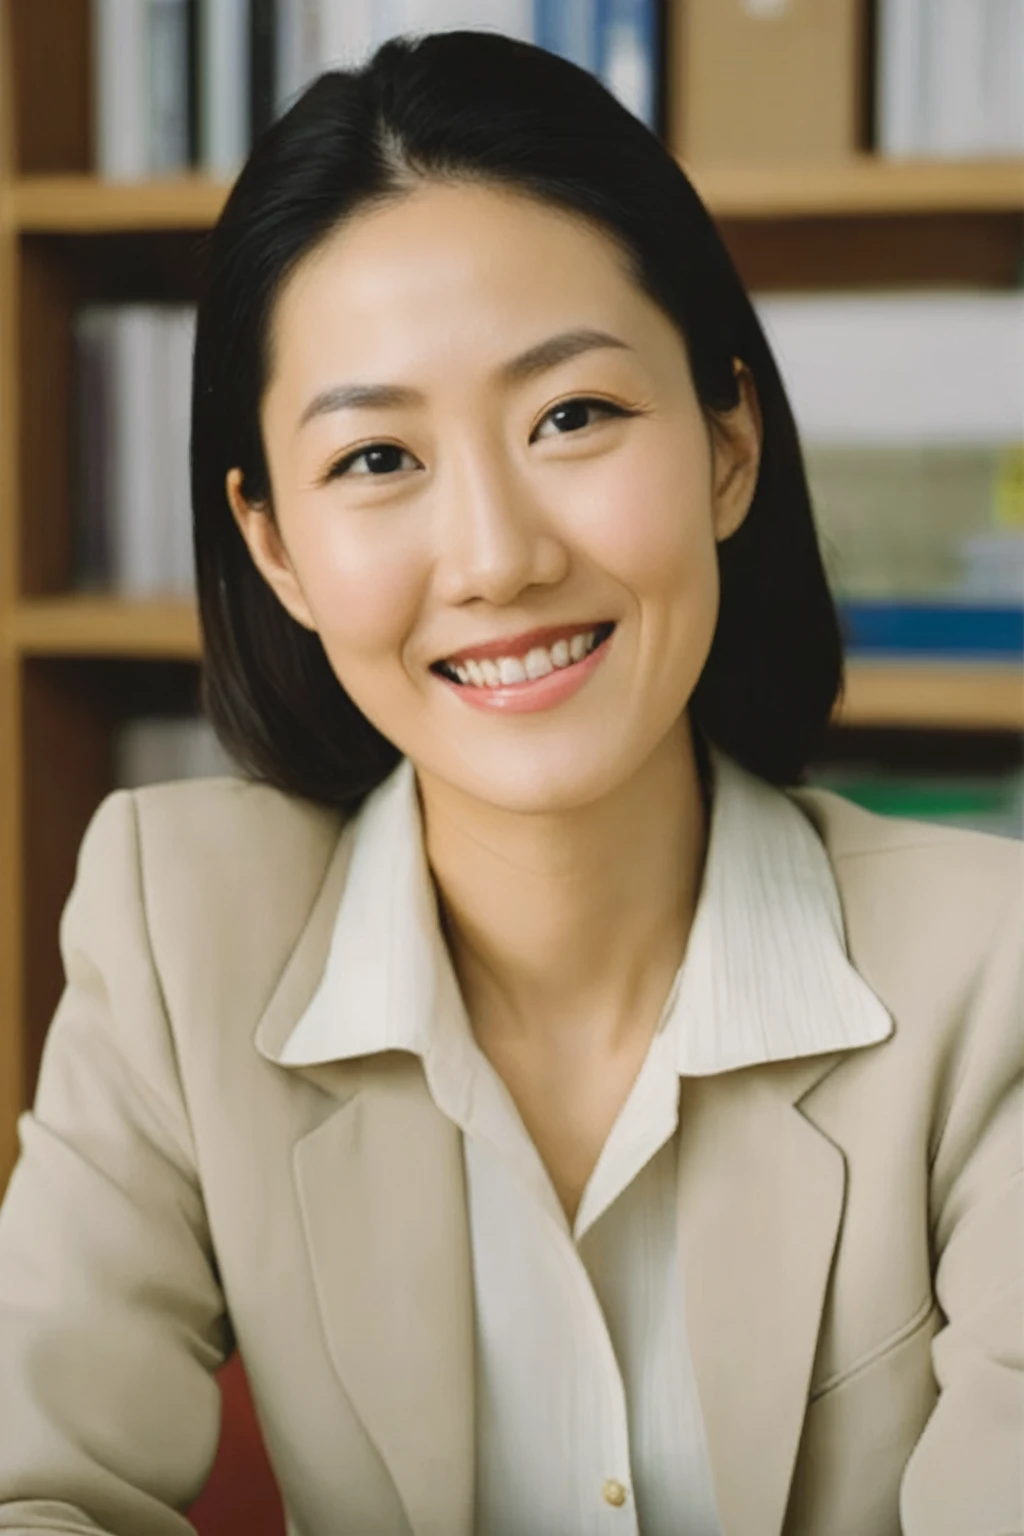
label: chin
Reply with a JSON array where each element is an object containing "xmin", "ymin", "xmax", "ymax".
[{"xmin": 420, "ymin": 733, "xmax": 652, "ymax": 817}]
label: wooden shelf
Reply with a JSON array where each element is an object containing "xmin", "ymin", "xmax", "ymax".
[
  {"xmin": 687, "ymin": 156, "xmax": 1024, "ymax": 218},
  {"xmin": 9, "ymin": 176, "xmax": 230, "ymax": 231},
  {"xmin": 838, "ymin": 659, "xmax": 1023, "ymax": 731},
  {"xmin": 9, "ymin": 597, "xmax": 201, "ymax": 658},
  {"xmin": 7, "ymin": 599, "xmax": 1022, "ymax": 731},
  {"xmin": 8, "ymin": 157, "xmax": 1024, "ymax": 232}
]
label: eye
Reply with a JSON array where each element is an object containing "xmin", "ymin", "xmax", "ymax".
[
  {"xmin": 323, "ymin": 442, "xmax": 419, "ymax": 481},
  {"xmin": 321, "ymin": 396, "xmax": 633, "ymax": 484},
  {"xmin": 532, "ymin": 396, "xmax": 633, "ymax": 440}
]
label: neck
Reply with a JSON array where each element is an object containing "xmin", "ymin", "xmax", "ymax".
[{"xmin": 417, "ymin": 715, "xmax": 710, "ymax": 1057}]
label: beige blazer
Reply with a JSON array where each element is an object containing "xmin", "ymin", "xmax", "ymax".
[{"xmin": 0, "ymin": 773, "xmax": 1020, "ymax": 1536}]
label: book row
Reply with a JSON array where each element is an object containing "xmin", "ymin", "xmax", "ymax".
[
  {"xmin": 71, "ymin": 292, "xmax": 1024, "ymax": 655},
  {"xmin": 877, "ymin": 0, "xmax": 1024, "ymax": 159},
  {"xmin": 93, "ymin": 0, "xmax": 659, "ymax": 181},
  {"xmin": 91, "ymin": 0, "xmax": 1024, "ymax": 184},
  {"xmin": 115, "ymin": 714, "xmax": 1024, "ymax": 840}
]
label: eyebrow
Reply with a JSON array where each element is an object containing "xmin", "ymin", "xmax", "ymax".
[{"xmin": 298, "ymin": 327, "xmax": 633, "ymax": 428}]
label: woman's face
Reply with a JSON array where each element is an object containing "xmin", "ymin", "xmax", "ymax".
[{"xmin": 229, "ymin": 180, "xmax": 760, "ymax": 814}]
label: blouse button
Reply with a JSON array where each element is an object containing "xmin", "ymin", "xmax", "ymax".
[{"xmin": 601, "ymin": 1478, "xmax": 629, "ymax": 1507}]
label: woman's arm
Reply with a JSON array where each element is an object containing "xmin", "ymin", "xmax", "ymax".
[
  {"xmin": 901, "ymin": 897, "xmax": 1024, "ymax": 1536},
  {"xmin": 0, "ymin": 792, "xmax": 232, "ymax": 1535}
]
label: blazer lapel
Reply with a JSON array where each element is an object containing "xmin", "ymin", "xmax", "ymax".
[
  {"xmin": 292, "ymin": 1054, "xmax": 476, "ymax": 1536},
  {"xmin": 676, "ymin": 1054, "xmax": 846, "ymax": 1536},
  {"xmin": 252, "ymin": 825, "xmax": 476, "ymax": 1536}
]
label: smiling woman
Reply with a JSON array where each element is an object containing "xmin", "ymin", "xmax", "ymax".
[{"xmin": 0, "ymin": 26, "xmax": 1020, "ymax": 1536}]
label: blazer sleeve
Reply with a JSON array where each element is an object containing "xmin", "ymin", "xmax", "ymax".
[
  {"xmin": 0, "ymin": 791, "xmax": 232, "ymax": 1534},
  {"xmin": 900, "ymin": 896, "xmax": 1024, "ymax": 1536}
]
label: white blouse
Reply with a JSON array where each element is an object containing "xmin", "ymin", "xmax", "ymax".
[{"xmin": 277, "ymin": 744, "xmax": 892, "ymax": 1535}]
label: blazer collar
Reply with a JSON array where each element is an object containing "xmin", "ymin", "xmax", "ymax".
[{"xmin": 261, "ymin": 745, "xmax": 893, "ymax": 1075}]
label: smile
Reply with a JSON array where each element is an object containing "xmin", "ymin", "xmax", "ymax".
[
  {"xmin": 433, "ymin": 622, "xmax": 616, "ymax": 689},
  {"xmin": 431, "ymin": 622, "xmax": 616, "ymax": 715}
]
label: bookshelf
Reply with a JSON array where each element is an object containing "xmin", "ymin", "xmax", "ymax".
[{"xmin": 1, "ymin": 1, "xmax": 1023, "ymax": 1193}]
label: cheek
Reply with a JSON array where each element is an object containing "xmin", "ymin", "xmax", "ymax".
[
  {"xmin": 569, "ymin": 430, "xmax": 719, "ymax": 600},
  {"xmin": 288, "ymin": 513, "xmax": 426, "ymax": 665}
]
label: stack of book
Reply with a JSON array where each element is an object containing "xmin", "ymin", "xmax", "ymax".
[
  {"xmin": 754, "ymin": 289, "xmax": 1024, "ymax": 665},
  {"xmin": 73, "ymin": 305, "xmax": 196, "ymax": 598},
  {"xmin": 877, "ymin": 0, "xmax": 1024, "ymax": 158},
  {"xmin": 93, "ymin": 0, "xmax": 660, "ymax": 180}
]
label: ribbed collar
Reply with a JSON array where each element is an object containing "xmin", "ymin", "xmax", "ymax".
[{"xmin": 277, "ymin": 744, "xmax": 893, "ymax": 1075}]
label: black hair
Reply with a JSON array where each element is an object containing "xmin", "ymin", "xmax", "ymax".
[{"xmin": 191, "ymin": 27, "xmax": 844, "ymax": 814}]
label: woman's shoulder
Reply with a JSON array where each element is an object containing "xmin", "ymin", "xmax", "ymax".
[
  {"xmin": 73, "ymin": 773, "xmax": 350, "ymax": 958},
  {"xmin": 790, "ymin": 780, "xmax": 1022, "ymax": 890},
  {"xmin": 788, "ymin": 781, "xmax": 1023, "ymax": 998}
]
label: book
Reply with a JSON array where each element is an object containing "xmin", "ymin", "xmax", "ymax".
[
  {"xmin": 147, "ymin": 0, "xmax": 193, "ymax": 172},
  {"xmin": 94, "ymin": 0, "xmax": 194, "ymax": 177},
  {"xmin": 803, "ymin": 444, "xmax": 1023, "ymax": 601},
  {"xmin": 160, "ymin": 307, "xmax": 198, "ymax": 595},
  {"xmin": 534, "ymin": 0, "xmax": 600, "ymax": 74},
  {"xmin": 72, "ymin": 305, "xmax": 198, "ymax": 598},
  {"xmin": 838, "ymin": 599, "xmax": 1024, "ymax": 658},
  {"xmin": 198, "ymin": 0, "xmax": 251, "ymax": 174},
  {"xmin": 597, "ymin": 0, "xmax": 656, "ymax": 128},
  {"xmin": 876, "ymin": 0, "xmax": 925, "ymax": 156},
  {"xmin": 876, "ymin": 0, "xmax": 1024, "ymax": 157},
  {"xmin": 754, "ymin": 291, "xmax": 1024, "ymax": 446},
  {"xmin": 109, "ymin": 307, "xmax": 167, "ymax": 594},
  {"xmin": 671, "ymin": 0, "xmax": 862, "ymax": 165},
  {"xmin": 72, "ymin": 310, "xmax": 117, "ymax": 590},
  {"xmin": 93, "ymin": 0, "xmax": 149, "ymax": 179}
]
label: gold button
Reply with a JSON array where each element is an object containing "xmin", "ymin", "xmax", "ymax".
[{"xmin": 602, "ymin": 1478, "xmax": 628, "ymax": 1507}]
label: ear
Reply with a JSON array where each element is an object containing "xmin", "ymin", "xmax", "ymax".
[
  {"xmin": 709, "ymin": 360, "xmax": 763, "ymax": 544},
  {"xmin": 225, "ymin": 468, "xmax": 318, "ymax": 632}
]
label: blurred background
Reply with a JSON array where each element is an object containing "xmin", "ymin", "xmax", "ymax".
[{"xmin": 0, "ymin": 3, "xmax": 1021, "ymax": 1531}]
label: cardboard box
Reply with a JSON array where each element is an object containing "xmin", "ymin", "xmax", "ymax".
[{"xmin": 667, "ymin": 0, "xmax": 866, "ymax": 166}]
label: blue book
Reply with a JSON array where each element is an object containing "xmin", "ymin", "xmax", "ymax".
[
  {"xmin": 534, "ymin": 0, "xmax": 656, "ymax": 128},
  {"xmin": 839, "ymin": 600, "xmax": 1024, "ymax": 658},
  {"xmin": 597, "ymin": 0, "xmax": 656, "ymax": 128},
  {"xmin": 533, "ymin": 0, "xmax": 599, "ymax": 74}
]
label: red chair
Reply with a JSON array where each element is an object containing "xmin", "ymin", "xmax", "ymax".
[{"xmin": 186, "ymin": 1354, "xmax": 286, "ymax": 1536}]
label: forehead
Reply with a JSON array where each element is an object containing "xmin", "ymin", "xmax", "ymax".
[{"xmin": 269, "ymin": 180, "xmax": 643, "ymax": 350}]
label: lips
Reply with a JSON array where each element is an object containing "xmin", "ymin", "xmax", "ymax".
[{"xmin": 433, "ymin": 620, "xmax": 615, "ymax": 671}]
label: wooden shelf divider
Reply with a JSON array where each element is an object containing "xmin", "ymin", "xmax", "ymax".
[
  {"xmin": 9, "ymin": 596, "xmax": 201, "ymax": 658},
  {"xmin": 9, "ymin": 156, "xmax": 1024, "ymax": 232}
]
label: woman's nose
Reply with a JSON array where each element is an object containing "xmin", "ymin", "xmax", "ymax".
[{"xmin": 432, "ymin": 446, "xmax": 568, "ymax": 606}]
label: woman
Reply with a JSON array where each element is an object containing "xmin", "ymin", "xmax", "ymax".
[{"xmin": 0, "ymin": 29, "xmax": 1019, "ymax": 1536}]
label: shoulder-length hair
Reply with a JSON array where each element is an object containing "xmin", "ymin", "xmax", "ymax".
[{"xmin": 192, "ymin": 27, "xmax": 843, "ymax": 814}]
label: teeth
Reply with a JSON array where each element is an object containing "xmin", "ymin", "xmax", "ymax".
[
  {"xmin": 444, "ymin": 627, "xmax": 606, "ymax": 688},
  {"xmin": 498, "ymin": 656, "xmax": 527, "ymax": 684},
  {"xmin": 524, "ymin": 647, "xmax": 554, "ymax": 680}
]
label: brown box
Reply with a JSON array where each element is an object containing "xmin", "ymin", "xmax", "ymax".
[{"xmin": 667, "ymin": 0, "xmax": 866, "ymax": 167}]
